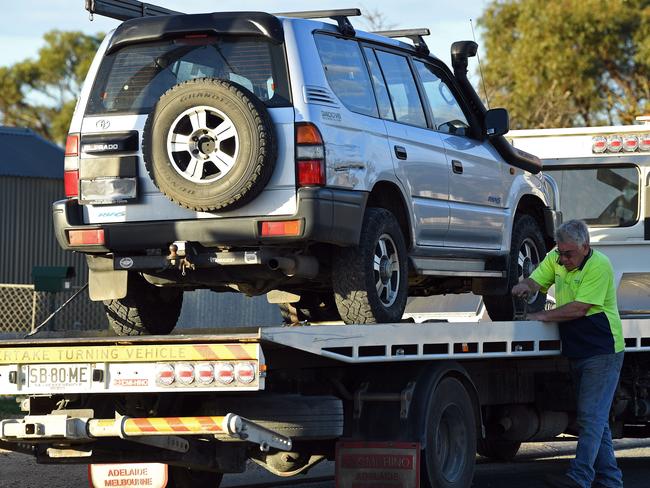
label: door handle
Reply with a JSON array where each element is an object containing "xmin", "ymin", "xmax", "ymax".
[
  {"xmin": 394, "ymin": 145, "xmax": 408, "ymax": 160},
  {"xmin": 451, "ymin": 159, "xmax": 463, "ymax": 174}
]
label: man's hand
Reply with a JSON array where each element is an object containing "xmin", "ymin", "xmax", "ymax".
[{"xmin": 512, "ymin": 282, "xmax": 532, "ymax": 297}]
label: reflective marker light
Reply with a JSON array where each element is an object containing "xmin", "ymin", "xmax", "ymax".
[
  {"xmin": 215, "ymin": 363, "xmax": 235, "ymax": 385},
  {"xmin": 68, "ymin": 229, "xmax": 105, "ymax": 246},
  {"xmin": 195, "ymin": 363, "xmax": 215, "ymax": 385},
  {"xmin": 175, "ymin": 363, "xmax": 195, "ymax": 385},
  {"xmin": 622, "ymin": 135, "xmax": 639, "ymax": 152},
  {"xmin": 235, "ymin": 362, "xmax": 256, "ymax": 384},
  {"xmin": 592, "ymin": 136, "xmax": 607, "ymax": 153},
  {"xmin": 640, "ymin": 134, "xmax": 650, "ymax": 152},
  {"xmin": 260, "ymin": 220, "xmax": 302, "ymax": 237},
  {"xmin": 156, "ymin": 364, "xmax": 175, "ymax": 386},
  {"xmin": 607, "ymin": 135, "xmax": 623, "ymax": 152}
]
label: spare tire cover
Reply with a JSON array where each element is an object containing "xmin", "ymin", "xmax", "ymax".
[{"xmin": 142, "ymin": 78, "xmax": 276, "ymax": 212}]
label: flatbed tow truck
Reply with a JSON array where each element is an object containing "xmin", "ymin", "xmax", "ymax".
[{"xmin": 2, "ymin": 2, "xmax": 650, "ymax": 487}]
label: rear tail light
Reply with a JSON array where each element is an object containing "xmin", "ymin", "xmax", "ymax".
[
  {"xmin": 195, "ymin": 363, "xmax": 215, "ymax": 384},
  {"xmin": 235, "ymin": 362, "xmax": 256, "ymax": 384},
  {"xmin": 215, "ymin": 363, "xmax": 235, "ymax": 384},
  {"xmin": 175, "ymin": 363, "xmax": 195, "ymax": 385},
  {"xmin": 606, "ymin": 135, "xmax": 623, "ymax": 152},
  {"xmin": 260, "ymin": 220, "xmax": 302, "ymax": 237},
  {"xmin": 295, "ymin": 122, "xmax": 325, "ymax": 186},
  {"xmin": 639, "ymin": 134, "xmax": 650, "ymax": 152},
  {"xmin": 64, "ymin": 133, "xmax": 81, "ymax": 198},
  {"xmin": 65, "ymin": 134, "xmax": 79, "ymax": 157},
  {"xmin": 64, "ymin": 170, "xmax": 79, "ymax": 198},
  {"xmin": 622, "ymin": 135, "xmax": 639, "ymax": 152},
  {"xmin": 67, "ymin": 229, "xmax": 105, "ymax": 246},
  {"xmin": 156, "ymin": 364, "xmax": 175, "ymax": 386}
]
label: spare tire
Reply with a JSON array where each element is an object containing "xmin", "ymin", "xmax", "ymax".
[{"xmin": 142, "ymin": 78, "xmax": 276, "ymax": 211}]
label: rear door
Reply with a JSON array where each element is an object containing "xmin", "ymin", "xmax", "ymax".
[
  {"xmin": 370, "ymin": 48, "xmax": 450, "ymax": 246},
  {"xmin": 413, "ymin": 60, "xmax": 506, "ymax": 249}
]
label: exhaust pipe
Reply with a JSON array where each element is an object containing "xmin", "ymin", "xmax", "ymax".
[
  {"xmin": 268, "ymin": 256, "xmax": 319, "ymax": 279},
  {"xmin": 450, "ymin": 40, "xmax": 542, "ymax": 174}
]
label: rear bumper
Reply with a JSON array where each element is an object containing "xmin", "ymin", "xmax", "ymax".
[{"xmin": 53, "ymin": 187, "xmax": 368, "ymax": 253}]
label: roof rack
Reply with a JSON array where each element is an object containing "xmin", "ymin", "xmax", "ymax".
[
  {"xmin": 274, "ymin": 8, "xmax": 361, "ymax": 37},
  {"xmin": 85, "ymin": 0, "xmax": 180, "ymax": 21},
  {"xmin": 373, "ymin": 28, "xmax": 431, "ymax": 55}
]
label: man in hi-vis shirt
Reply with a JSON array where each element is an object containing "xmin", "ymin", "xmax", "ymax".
[{"xmin": 512, "ymin": 219, "xmax": 624, "ymax": 488}]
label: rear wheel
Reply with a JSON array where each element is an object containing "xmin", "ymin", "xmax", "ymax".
[
  {"xmin": 421, "ymin": 377, "xmax": 476, "ymax": 488},
  {"xmin": 484, "ymin": 215, "xmax": 547, "ymax": 321},
  {"xmin": 332, "ymin": 207, "xmax": 408, "ymax": 324},
  {"xmin": 103, "ymin": 273, "xmax": 183, "ymax": 336}
]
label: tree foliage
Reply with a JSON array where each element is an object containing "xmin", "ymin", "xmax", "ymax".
[
  {"xmin": 478, "ymin": 0, "xmax": 650, "ymax": 128},
  {"xmin": 0, "ymin": 30, "xmax": 102, "ymax": 144}
]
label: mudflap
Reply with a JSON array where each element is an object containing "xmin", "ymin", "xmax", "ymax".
[
  {"xmin": 89, "ymin": 463, "xmax": 168, "ymax": 488},
  {"xmin": 87, "ymin": 255, "xmax": 127, "ymax": 301},
  {"xmin": 335, "ymin": 441, "xmax": 420, "ymax": 488}
]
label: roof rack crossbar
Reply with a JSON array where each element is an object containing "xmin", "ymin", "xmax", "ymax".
[
  {"xmin": 274, "ymin": 8, "xmax": 361, "ymax": 36},
  {"xmin": 373, "ymin": 28, "xmax": 431, "ymax": 55},
  {"xmin": 85, "ymin": 0, "xmax": 181, "ymax": 21}
]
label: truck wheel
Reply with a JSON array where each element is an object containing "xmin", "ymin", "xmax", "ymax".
[
  {"xmin": 167, "ymin": 466, "xmax": 223, "ymax": 488},
  {"xmin": 103, "ymin": 273, "xmax": 183, "ymax": 336},
  {"xmin": 278, "ymin": 292, "xmax": 340, "ymax": 324},
  {"xmin": 142, "ymin": 78, "xmax": 276, "ymax": 212},
  {"xmin": 332, "ymin": 207, "xmax": 408, "ymax": 324},
  {"xmin": 477, "ymin": 438, "xmax": 522, "ymax": 461},
  {"xmin": 483, "ymin": 215, "xmax": 547, "ymax": 321},
  {"xmin": 421, "ymin": 377, "xmax": 476, "ymax": 488}
]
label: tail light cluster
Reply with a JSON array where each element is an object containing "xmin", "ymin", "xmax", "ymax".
[
  {"xmin": 155, "ymin": 361, "xmax": 257, "ymax": 387},
  {"xmin": 64, "ymin": 134, "xmax": 80, "ymax": 198},
  {"xmin": 593, "ymin": 134, "xmax": 650, "ymax": 154},
  {"xmin": 295, "ymin": 122, "xmax": 325, "ymax": 186}
]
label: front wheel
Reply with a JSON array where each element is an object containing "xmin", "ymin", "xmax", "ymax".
[
  {"xmin": 421, "ymin": 377, "xmax": 476, "ymax": 488},
  {"xmin": 484, "ymin": 215, "xmax": 547, "ymax": 321},
  {"xmin": 332, "ymin": 207, "xmax": 408, "ymax": 324}
]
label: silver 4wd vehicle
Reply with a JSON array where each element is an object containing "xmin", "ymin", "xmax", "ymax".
[{"xmin": 54, "ymin": 4, "xmax": 560, "ymax": 335}]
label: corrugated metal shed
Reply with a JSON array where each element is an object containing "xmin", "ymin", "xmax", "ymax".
[{"xmin": 0, "ymin": 127, "xmax": 63, "ymax": 178}]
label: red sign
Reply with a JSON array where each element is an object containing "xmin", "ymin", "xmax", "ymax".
[
  {"xmin": 336, "ymin": 442, "xmax": 420, "ymax": 488},
  {"xmin": 88, "ymin": 463, "xmax": 168, "ymax": 488}
]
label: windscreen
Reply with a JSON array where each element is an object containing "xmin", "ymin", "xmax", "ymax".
[{"xmin": 86, "ymin": 36, "xmax": 290, "ymax": 115}]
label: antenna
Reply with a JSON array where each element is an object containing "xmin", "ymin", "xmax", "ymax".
[{"xmin": 470, "ymin": 18, "xmax": 490, "ymax": 110}]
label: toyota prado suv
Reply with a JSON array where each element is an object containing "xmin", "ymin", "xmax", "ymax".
[{"xmin": 54, "ymin": 8, "xmax": 560, "ymax": 335}]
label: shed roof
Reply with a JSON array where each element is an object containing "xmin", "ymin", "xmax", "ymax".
[{"xmin": 0, "ymin": 126, "xmax": 64, "ymax": 179}]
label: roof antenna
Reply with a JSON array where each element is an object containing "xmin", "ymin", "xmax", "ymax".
[{"xmin": 470, "ymin": 18, "xmax": 490, "ymax": 109}]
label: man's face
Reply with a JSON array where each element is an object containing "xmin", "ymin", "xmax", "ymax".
[{"xmin": 557, "ymin": 241, "xmax": 589, "ymax": 271}]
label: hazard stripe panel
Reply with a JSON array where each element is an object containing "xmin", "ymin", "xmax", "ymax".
[
  {"xmin": 123, "ymin": 416, "xmax": 226, "ymax": 435},
  {"xmin": 0, "ymin": 343, "xmax": 258, "ymax": 365}
]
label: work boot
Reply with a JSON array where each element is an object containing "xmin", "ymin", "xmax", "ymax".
[{"xmin": 543, "ymin": 473, "xmax": 582, "ymax": 488}]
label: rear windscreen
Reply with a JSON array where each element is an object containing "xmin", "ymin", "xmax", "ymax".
[{"xmin": 86, "ymin": 36, "xmax": 290, "ymax": 115}]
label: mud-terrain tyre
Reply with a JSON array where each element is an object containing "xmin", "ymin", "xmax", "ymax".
[
  {"xmin": 332, "ymin": 207, "xmax": 408, "ymax": 324},
  {"xmin": 484, "ymin": 215, "xmax": 547, "ymax": 321},
  {"xmin": 167, "ymin": 466, "xmax": 223, "ymax": 488},
  {"xmin": 103, "ymin": 273, "xmax": 183, "ymax": 336},
  {"xmin": 142, "ymin": 78, "xmax": 276, "ymax": 211},
  {"xmin": 421, "ymin": 377, "xmax": 476, "ymax": 488},
  {"xmin": 278, "ymin": 292, "xmax": 341, "ymax": 324}
]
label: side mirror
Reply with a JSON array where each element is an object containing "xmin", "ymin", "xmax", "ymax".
[{"xmin": 484, "ymin": 108, "xmax": 509, "ymax": 138}]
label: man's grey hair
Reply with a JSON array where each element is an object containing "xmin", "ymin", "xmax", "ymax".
[{"xmin": 555, "ymin": 219, "xmax": 590, "ymax": 247}]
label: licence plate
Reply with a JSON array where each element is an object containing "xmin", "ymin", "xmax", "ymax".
[{"xmin": 26, "ymin": 364, "xmax": 93, "ymax": 391}]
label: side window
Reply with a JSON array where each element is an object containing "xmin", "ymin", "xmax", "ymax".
[
  {"xmin": 544, "ymin": 165, "xmax": 639, "ymax": 227},
  {"xmin": 314, "ymin": 34, "xmax": 378, "ymax": 117},
  {"xmin": 375, "ymin": 51, "xmax": 427, "ymax": 128},
  {"xmin": 363, "ymin": 47, "xmax": 394, "ymax": 120},
  {"xmin": 414, "ymin": 61, "xmax": 470, "ymax": 136}
]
